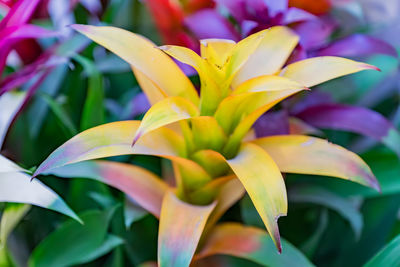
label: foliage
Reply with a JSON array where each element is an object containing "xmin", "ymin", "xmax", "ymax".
[{"xmin": 0, "ymin": 0, "xmax": 399, "ymax": 266}]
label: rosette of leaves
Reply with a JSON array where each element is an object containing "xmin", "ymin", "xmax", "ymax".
[{"xmin": 33, "ymin": 25, "xmax": 380, "ymax": 267}]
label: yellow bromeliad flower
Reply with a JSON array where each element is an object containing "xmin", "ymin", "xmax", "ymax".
[{"xmin": 33, "ymin": 25, "xmax": 379, "ymax": 266}]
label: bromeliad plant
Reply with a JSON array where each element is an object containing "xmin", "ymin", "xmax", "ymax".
[{"xmin": 33, "ymin": 25, "xmax": 381, "ymax": 266}]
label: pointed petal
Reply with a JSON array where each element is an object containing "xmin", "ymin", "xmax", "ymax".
[
  {"xmin": 196, "ymin": 223, "xmax": 314, "ymax": 266},
  {"xmin": 71, "ymin": 25, "xmax": 199, "ymax": 105},
  {"xmin": 0, "ymin": 91, "xmax": 26, "ymax": 149},
  {"xmin": 158, "ymin": 45, "xmax": 221, "ymax": 115},
  {"xmin": 200, "ymin": 39, "xmax": 236, "ymax": 67},
  {"xmin": 233, "ymin": 26, "xmax": 299, "ymax": 87},
  {"xmin": 215, "ymin": 75, "xmax": 306, "ymax": 134},
  {"xmin": 0, "ymin": 171, "xmax": 80, "ymax": 222},
  {"xmin": 159, "ymin": 45, "xmax": 205, "ymax": 75},
  {"xmin": 224, "ymin": 143, "xmax": 287, "ymax": 252},
  {"xmin": 280, "ymin": 56, "xmax": 379, "ymax": 87},
  {"xmin": 158, "ymin": 191, "xmax": 215, "ymax": 267},
  {"xmin": 252, "ymin": 135, "xmax": 379, "ymax": 190},
  {"xmin": 0, "ymin": 155, "xmax": 24, "ymax": 173},
  {"xmin": 221, "ymin": 85, "xmax": 306, "ymax": 157},
  {"xmin": 233, "ymin": 75, "xmax": 307, "ymax": 95},
  {"xmin": 46, "ymin": 160, "xmax": 168, "ymax": 217},
  {"xmin": 33, "ymin": 121, "xmax": 186, "ymax": 177},
  {"xmin": 133, "ymin": 97, "xmax": 199, "ymax": 144},
  {"xmin": 226, "ymin": 29, "xmax": 269, "ymax": 78}
]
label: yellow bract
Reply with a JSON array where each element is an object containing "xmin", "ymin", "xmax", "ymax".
[{"xmin": 34, "ymin": 24, "xmax": 380, "ymax": 264}]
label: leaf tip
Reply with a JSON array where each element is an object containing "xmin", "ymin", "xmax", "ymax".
[
  {"xmin": 272, "ymin": 214, "xmax": 285, "ymax": 254},
  {"xmin": 361, "ymin": 170, "xmax": 381, "ymax": 192},
  {"xmin": 131, "ymin": 132, "xmax": 142, "ymax": 147},
  {"xmin": 70, "ymin": 24, "xmax": 90, "ymax": 33},
  {"xmin": 371, "ymin": 177, "xmax": 381, "ymax": 193},
  {"xmin": 274, "ymin": 230, "xmax": 282, "ymax": 254},
  {"xmin": 30, "ymin": 171, "xmax": 39, "ymax": 181},
  {"xmin": 360, "ymin": 63, "xmax": 381, "ymax": 72},
  {"xmin": 74, "ymin": 215, "xmax": 84, "ymax": 225},
  {"xmin": 158, "ymin": 45, "xmax": 169, "ymax": 51}
]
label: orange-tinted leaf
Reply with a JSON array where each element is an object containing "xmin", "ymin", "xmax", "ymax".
[
  {"xmin": 252, "ymin": 135, "xmax": 379, "ymax": 190},
  {"xmin": 46, "ymin": 160, "xmax": 168, "ymax": 217},
  {"xmin": 196, "ymin": 223, "xmax": 313, "ymax": 266},
  {"xmin": 33, "ymin": 121, "xmax": 186, "ymax": 177},
  {"xmin": 158, "ymin": 191, "xmax": 215, "ymax": 267}
]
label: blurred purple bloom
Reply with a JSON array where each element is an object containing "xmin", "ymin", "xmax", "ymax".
[
  {"xmin": 315, "ymin": 34, "xmax": 398, "ymax": 58},
  {"xmin": 184, "ymin": 9, "xmax": 240, "ymax": 41},
  {"xmin": 254, "ymin": 110, "xmax": 290, "ymax": 137},
  {"xmin": 289, "ymin": 91, "xmax": 333, "ymax": 114},
  {"xmin": 185, "ymin": 0, "xmax": 397, "ymax": 61},
  {"xmin": 131, "ymin": 92, "xmax": 151, "ymax": 118},
  {"xmin": 295, "ymin": 104, "xmax": 400, "ymax": 157},
  {"xmin": 293, "ymin": 17, "xmax": 336, "ymax": 50}
]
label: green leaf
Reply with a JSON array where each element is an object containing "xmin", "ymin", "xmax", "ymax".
[
  {"xmin": 124, "ymin": 198, "xmax": 148, "ymax": 229},
  {"xmin": 0, "ymin": 164, "xmax": 80, "ymax": 222},
  {"xmin": 0, "ymin": 203, "xmax": 31, "ymax": 248},
  {"xmin": 40, "ymin": 93, "xmax": 78, "ymax": 137},
  {"xmin": 74, "ymin": 55, "xmax": 105, "ymax": 131},
  {"xmin": 28, "ymin": 65, "xmax": 69, "ymax": 138},
  {"xmin": 335, "ymin": 194, "xmax": 400, "ymax": 266},
  {"xmin": 0, "ymin": 246, "xmax": 16, "ymax": 267},
  {"xmin": 29, "ymin": 208, "xmax": 121, "ymax": 267},
  {"xmin": 300, "ymin": 209, "xmax": 329, "ymax": 258},
  {"xmin": 289, "ymin": 186, "xmax": 363, "ymax": 239},
  {"xmin": 241, "ymin": 184, "xmax": 362, "ymax": 258},
  {"xmin": 364, "ymin": 234, "xmax": 400, "ymax": 267}
]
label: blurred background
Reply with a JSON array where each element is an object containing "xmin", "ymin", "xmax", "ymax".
[{"xmin": 0, "ymin": 0, "xmax": 399, "ymax": 266}]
